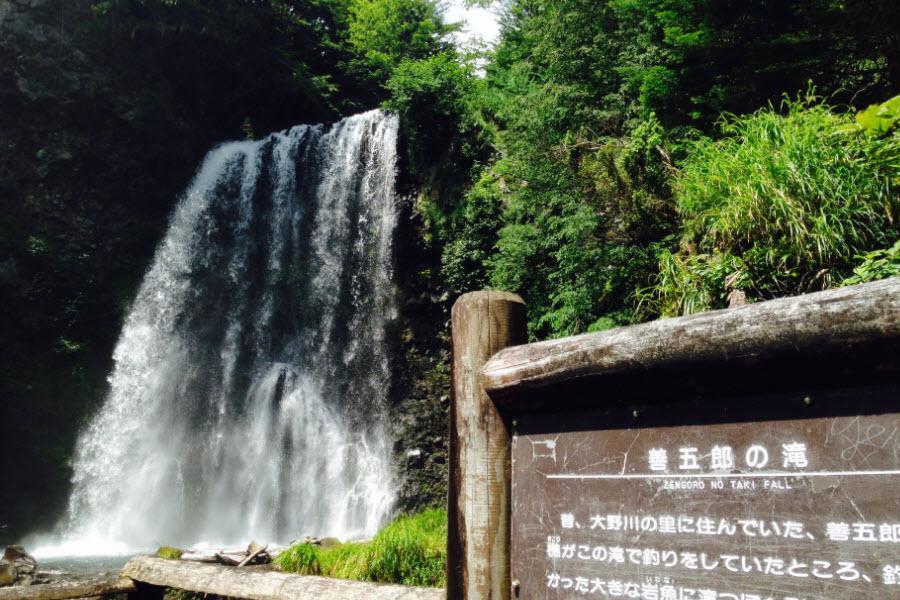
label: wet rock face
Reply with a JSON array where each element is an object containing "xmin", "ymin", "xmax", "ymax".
[
  {"xmin": 386, "ymin": 191, "xmax": 454, "ymax": 515},
  {"xmin": 388, "ymin": 303, "xmax": 452, "ymax": 512},
  {"xmin": 0, "ymin": 545, "xmax": 37, "ymax": 586}
]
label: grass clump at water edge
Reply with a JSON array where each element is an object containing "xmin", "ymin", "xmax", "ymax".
[{"xmin": 276, "ymin": 508, "xmax": 446, "ymax": 587}]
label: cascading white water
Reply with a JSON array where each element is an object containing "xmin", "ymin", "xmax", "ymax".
[{"xmin": 46, "ymin": 110, "xmax": 399, "ymax": 554}]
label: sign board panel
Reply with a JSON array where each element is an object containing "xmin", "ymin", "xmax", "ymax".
[{"xmin": 511, "ymin": 384, "xmax": 900, "ymax": 600}]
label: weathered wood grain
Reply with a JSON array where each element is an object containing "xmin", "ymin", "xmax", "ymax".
[
  {"xmin": 121, "ymin": 556, "xmax": 444, "ymax": 599},
  {"xmin": 447, "ymin": 291, "xmax": 527, "ymax": 600},
  {"xmin": 0, "ymin": 576, "xmax": 136, "ymax": 600},
  {"xmin": 481, "ymin": 278, "xmax": 900, "ymax": 398}
]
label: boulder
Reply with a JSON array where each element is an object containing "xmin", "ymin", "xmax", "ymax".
[{"xmin": 1, "ymin": 545, "xmax": 37, "ymax": 586}]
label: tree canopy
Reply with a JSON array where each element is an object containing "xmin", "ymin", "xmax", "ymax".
[{"xmin": 387, "ymin": 0, "xmax": 900, "ymax": 337}]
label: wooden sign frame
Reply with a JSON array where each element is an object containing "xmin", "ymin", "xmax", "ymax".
[{"xmin": 447, "ymin": 278, "xmax": 900, "ymax": 600}]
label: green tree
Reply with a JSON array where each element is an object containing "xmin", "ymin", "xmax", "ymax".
[
  {"xmin": 347, "ymin": 0, "xmax": 455, "ymax": 83},
  {"xmin": 427, "ymin": 0, "xmax": 679, "ymax": 338},
  {"xmin": 418, "ymin": 0, "xmax": 899, "ymax": 338},
  {"xmin": 385, "ymin": 52, "xmax": 483, "ymax": 174},
  {"xmin": 612, "ymin": 0, "xmax": 900, "ymax": 127}
]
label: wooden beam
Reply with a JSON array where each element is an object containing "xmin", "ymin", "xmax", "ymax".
[
  {"xmin": 0, "ymin": 576, "xmax": 136, "ymax": 600},
  {"xmin": 481, "ymin": 278, "xmax": 900, "ymax": 399},
  {"xmin": 121, "ymin": 556, "xmax": 444, "ymax": 600},
  {"xmin": 447, "ymin": 291, "xmax": 527, "ymax": 600}
]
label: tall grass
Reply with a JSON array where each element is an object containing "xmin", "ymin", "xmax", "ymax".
[
  {"xmin": 276, "ymin": 508, "xmax": 447, "ymax": 587},
  {"xmin": 647, "ymin": 94, "xmax": 899, "ymax": 316}
]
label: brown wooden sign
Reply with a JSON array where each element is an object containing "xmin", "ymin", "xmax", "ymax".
[
  {"xmin": 448, "ymin": 280, "xmax": 900, "ymax": 600},
  {"xmin": 511, "ymin": 384, "xmax": 900, "ymax": 600}
]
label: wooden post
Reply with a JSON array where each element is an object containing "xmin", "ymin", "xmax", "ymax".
[{"xmin": 447, "ymin": 290, "xmax": 526, "ymax": 600}]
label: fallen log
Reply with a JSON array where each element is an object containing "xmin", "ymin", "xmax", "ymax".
[
  {"xmin": 0, "ymin": 576, "xmax": 136, "ymax": 600},
  {"xmin": 122, "ymin": 555, "xmax": 444, "ymax": 600}
]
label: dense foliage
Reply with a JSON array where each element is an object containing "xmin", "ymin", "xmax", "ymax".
[
  {"xmin": 647, "ymin": 94, "xmax": 900, "ymax": 315},
  {"xmin": 395, "ymin": 0, "xmax": 900, "ymax": 338}
]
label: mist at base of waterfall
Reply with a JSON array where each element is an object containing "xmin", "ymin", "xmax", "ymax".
[{"xmin": 33, "ymin": 110, "xmax": 401, "ymax": 556}]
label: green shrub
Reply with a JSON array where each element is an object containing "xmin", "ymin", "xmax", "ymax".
[
  {"xmin": 648, "ymin": 94, "xmax": 900, "ymax": 315},
  {"xmin": 643, "ymin": 251, "xmax": 749, "ymax": 317},
  {"xmin": 384, "ymin": 52, "xmax": 483, "ymax": 176},
  {"xmin": 484, "ymin": 124, "xmax": 675, "ymax": 339},
  {"xmin": 276, "ymin": 542, "xmax": 321, "ymax": 575},
  {"xmin": 317, "ymin": 541, "xmax": 371, "ymax": 580},
  {"xmin": 842, "ymin": 240, "xmax": 900, "ymax": 286},
  {"xmin": 276, "ymin": 508, "xmax": 447, "ymax": 587},
  {"xmin": 364, "ymin": 508, "xmax": 446, "ymax": 586},
  {"xmin": 837, "ymin": 95, "xmax": 900, "ymax": 137}
]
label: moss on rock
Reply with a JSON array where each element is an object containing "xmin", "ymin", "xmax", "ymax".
[{"xmin": 156, "ymin": 546, "xmax": 184, "ymax": 560}]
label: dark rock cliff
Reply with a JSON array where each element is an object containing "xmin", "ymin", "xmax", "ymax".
[{"xmin": 1, "ymin": 0, "xmax": 201, "ymax": 541}]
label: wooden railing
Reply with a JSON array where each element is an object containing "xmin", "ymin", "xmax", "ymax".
[{"xmin": 481, "ymin": 277, "xmax": 900, "ymax": 399}]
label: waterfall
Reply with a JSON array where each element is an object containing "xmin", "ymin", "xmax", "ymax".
[{"xmin": 48, "ymin": 110, "xmax": 399, "ymax": 554}]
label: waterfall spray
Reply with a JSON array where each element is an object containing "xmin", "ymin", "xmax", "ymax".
[{"xmin": 48, "ymin": 110, "xmax": 399, "ymax": 554}]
